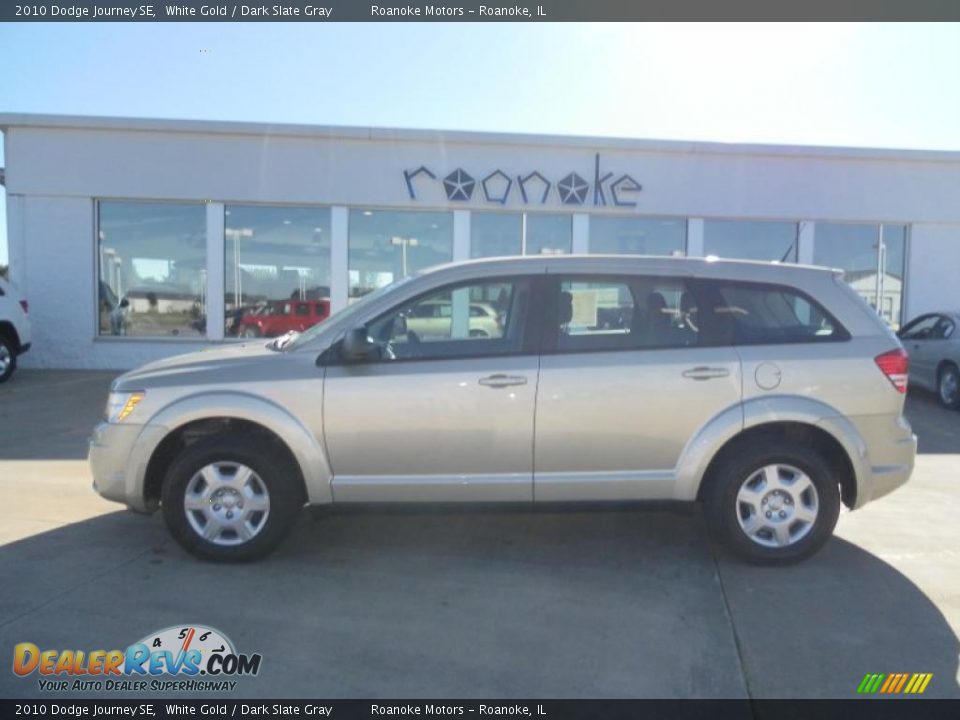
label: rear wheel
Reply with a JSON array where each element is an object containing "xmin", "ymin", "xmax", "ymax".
[
  {"xmin": 0, "ymin": 335, "xmax": 16, "ymax": 383},
  {"xmin": 161, "ymin": 434, "xmax": 303, "ymax": 562},
  {"xmin": 703, "ymin": 439, "xmax": 841, "ymax": 565},
  {"xmin": 937, "ymin": 363, "xmax": 960, "ymax": 410}
]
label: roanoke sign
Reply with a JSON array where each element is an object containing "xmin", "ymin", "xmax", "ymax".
[{"xmin": 403, "ymin": 153, "xmax": 642, "ymax": 208}]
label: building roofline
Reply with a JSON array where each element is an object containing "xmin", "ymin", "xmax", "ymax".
[{"xmin": 2, "ymin": 112, "xmax": 960, "ymax": 164}]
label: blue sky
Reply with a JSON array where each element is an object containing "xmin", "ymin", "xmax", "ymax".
[{"xmin": 2, "ymin": 22, "xmax": 960, "ymax": 264}]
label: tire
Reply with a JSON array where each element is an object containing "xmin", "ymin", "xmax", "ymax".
[
  {"xmin": 241, "ymin": 326, "xmax": 261, "ymax": 339},
  {"xmin": 937, "ymin": 363, "xmax": 960, "ymax": 410},
  {"xmin": 161, "ymin": 434, "xmax": 304, "ymax": 562},
  {"xmin": 0, "ymin": 335, "xmax": 16, "ymax": 384},
  {"xmin": 703, "ymin": 438, "xmax": 841, "ymax": 565}
]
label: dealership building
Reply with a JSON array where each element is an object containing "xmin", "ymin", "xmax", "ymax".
[{"xmin": 2, "ymin": 113, "xmax": 959, "ymax": 369}]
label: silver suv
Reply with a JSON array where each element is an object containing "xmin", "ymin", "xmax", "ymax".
[{"xmin": 89, "ymin": 256, "xmax": 916, "ymax": 564}]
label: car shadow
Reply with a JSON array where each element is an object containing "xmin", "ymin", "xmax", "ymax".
[{"xmin": 0, "ymin": 505, "xmax": 956, "ymax": 700}]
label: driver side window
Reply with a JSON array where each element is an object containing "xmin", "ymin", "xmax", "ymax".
[{"xmin": 365, "ymin": 278, "xmax": 531, "ymax": 361}]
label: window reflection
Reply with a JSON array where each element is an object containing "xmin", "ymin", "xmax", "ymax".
[
  {"xmin": 224, "ymin": 205, "xmax": 331, "ymax": 338},
  {"xmin": 471, "ymin": 213, "xmax": 522, "ymax": 258},
  {"xmin": 703, "ymin": 220, "xmax": 798, "ymax": 262},
  {"xmin": 590, "ymin": 217, "xmax": 686, "ymax": 256},
  {"xmin": 814, "ymin": 223, "xmax": 906, "ymax": 328},
  {"xmin": 525, "ymin": 214, "xmax": 572, "ymax": 255},
  {"xmin": 98, "ymin": 202, "xmax": 207, "ymax": 338},
  {"xmin": 348, "ymin": 210, "xmax": 453, "ymax": 299}
]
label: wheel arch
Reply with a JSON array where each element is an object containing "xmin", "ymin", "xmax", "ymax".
[
  {"xmin": 676, "ymin": 396, "xmax": 868, "ymax": 510},
  {"xmin": 133, "ymin": 392, "xmax": 332, "ymax": 512}
]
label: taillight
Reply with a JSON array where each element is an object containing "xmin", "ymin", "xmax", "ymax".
[
  {"xmin": 875, "ymin": 348, "xmax": 908, "ymax": 393},
  {"xmin": 19, "ymin": 300, "xmax": 28, "ymax": 314}
]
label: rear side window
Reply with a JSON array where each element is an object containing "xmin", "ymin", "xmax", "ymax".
[
  {"xmin": 552, "ymin": 276, "xmax": 700, "ymax": 352},
  {"xmin": 708, "ymin": 282, "xmax": 847, "ymax": 345}
]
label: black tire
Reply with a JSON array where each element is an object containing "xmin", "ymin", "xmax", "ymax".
[
  {"xmin": 0, "ymin": 335, "xmax": 16, "ymax": 384},
  {"xmin": 937, "ymin": 363, "xmax": 960, "ymax": 410},
  {"xmin": 161, "ymin": 434, "xmax": 304, "ymax": 562},
  {"xmin": 241, "ymin": 326, "xmax": 261, "ymax": 339},
  {"xmin": 703, "ymin": 438, "xmax": 841, "ymax": 565}
]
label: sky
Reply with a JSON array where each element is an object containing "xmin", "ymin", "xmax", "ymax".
[{"xmin": 2, "ymin": 22, "xmax": 960, "ymax": 264}]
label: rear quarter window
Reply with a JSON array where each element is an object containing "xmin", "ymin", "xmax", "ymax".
[{"xmin": 708, "ymin": 281, "xmax": 849, "ymax": 345}]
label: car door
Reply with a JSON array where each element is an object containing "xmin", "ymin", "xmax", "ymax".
[
  {"xmin": 899, "ymin": 314, "xmax": 942, "ymax": 390},
  {"xmin": 323, "ymin": 276, "xmax": 541, "ymax": 502},
  {"xmin": 534, "ymin": 273, "xmax": 742, "ymax": 501}
]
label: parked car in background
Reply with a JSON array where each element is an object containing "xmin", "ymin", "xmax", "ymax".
[
  {"xmin": 404, "ymin": 299, "xmax": 502, "ymax": 340},
  {"xmin": 898, "ymin": 311, "xmax": 960, "ymax": 409},
  {"xmin": 0, "ymin": 276, "xmax": 32, "ymax": 383},
  {"xmin": 236, "ymin": 299, "xmax": 331, "ymax": 338},
  {"xmin": 90, "ymin": 256, "xmax": 917, "ymax": 565}
]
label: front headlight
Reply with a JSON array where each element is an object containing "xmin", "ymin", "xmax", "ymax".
[{"xmin": 105, "ymin": 391, "xmax": 145, "ymax": 423}]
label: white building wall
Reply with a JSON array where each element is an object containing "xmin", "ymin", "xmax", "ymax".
[
  {"xmin": 903, "ymin": 224, "xmax": 960, "ymax": 320},
  {"xmin": 2, "ymin": 116, "xmax": 960, "ymax": 369}
]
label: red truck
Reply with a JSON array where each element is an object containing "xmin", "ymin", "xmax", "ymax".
[{"xmin": 236, "ymin": 299, "xmax": 331, "ymax": 338}]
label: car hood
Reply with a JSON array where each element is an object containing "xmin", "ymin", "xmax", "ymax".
[{"xmin": 113, "ymin": 342, "xmax": 278, "ymax": 391}]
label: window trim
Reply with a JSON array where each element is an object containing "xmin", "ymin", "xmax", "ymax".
[
  {"xmin": 701, "ymin": 279, "xmax": 852, "ymax": 346},
  {"xmin": 539, "ymin": 273, "xmax": 704, "ymax": 355},
  {"xmin": 322, "ymin": 274, "xmax": 548, "ymax": 367}
]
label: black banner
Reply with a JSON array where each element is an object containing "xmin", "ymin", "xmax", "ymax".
[
  {"xmin": 3, "ymin": 0, "xmax": 960, "ymax": 21},
  {"xmin": 2, "ymin": 700, "xmax": 960, "ymax": 720}
]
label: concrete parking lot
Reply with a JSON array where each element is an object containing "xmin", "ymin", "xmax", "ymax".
[{"xmin": 0, "ymin": 369, "xmax": 958, "ymax": 699}]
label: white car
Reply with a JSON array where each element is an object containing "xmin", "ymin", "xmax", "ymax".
[{"xmin": 0, "ymin": 276, "xmax": 32, "ymax": 383}]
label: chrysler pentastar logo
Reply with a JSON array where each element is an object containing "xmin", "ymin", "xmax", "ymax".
[
  {"xmin": 557, "ymin": 172, "xmax": 589, "ymax": 205},
  {"xmin": 443, "ymin": 168, "xmax": 475, "ymax": 201}
]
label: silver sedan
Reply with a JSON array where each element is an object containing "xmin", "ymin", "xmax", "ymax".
[{"xmin": 898, "ymin": 311, "xmax": 960, "ymax": 409}]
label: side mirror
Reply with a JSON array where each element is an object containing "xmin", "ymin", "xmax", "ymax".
[{"xmin": 341, "ymin": 327, "xmax": 377, "ymax": 360}]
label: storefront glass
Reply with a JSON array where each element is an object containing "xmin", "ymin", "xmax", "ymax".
[
  {"xmin": 589, "ymin": 216, "xmax": 687, "ymax": 256},
  {"xmin": 703, "ymin": 220, "xmax": 798, "ymax": 262},
  {"xmin": 814, "ymin": 223, "xmax": 907, "ymax": 328},
  {"xmin": 224, "ymin": 205, "xmax": 331, "ymax": 338},
  {"xmin": 348, "ymin": 210, "xmax": 453, "ymax": 299},
  {"xmin": 97, "ymin": 202, "xmax": 207, "ymax": 338}
]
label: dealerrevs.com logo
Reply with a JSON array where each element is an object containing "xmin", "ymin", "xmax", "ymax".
[{"xmin": 12, "ymin": 624, "xmax": 261, "ymax": 693}]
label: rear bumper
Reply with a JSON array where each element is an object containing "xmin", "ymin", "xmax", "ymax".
[{"xmin": 854, "ymin": 414, "xmax": 917, "ymax": 508}]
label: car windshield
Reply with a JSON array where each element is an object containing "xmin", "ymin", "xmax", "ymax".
[{"xmin": 283, "ymin": 275, "xmax": 417, "ymax": 351}]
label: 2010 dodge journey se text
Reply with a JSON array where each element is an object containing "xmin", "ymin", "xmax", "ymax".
[{"xmin": 89, "ymin": 255, "xmax": 917, "ymax": 564}]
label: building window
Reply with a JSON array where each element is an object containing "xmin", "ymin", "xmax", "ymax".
[
  {"xmin": 703, "ymin": 220, "xmax": 798, "ymax": 262},
  {"xmin": 348, "ymin": 209, "xmax": 453, "ymax": 299},
  {"xmin": 589, "ymin": 216, "xmax": 687, "ymax": 256},
  {"xmin": 224, "ymin": 205, "xmax": 331, "ymax": 338},
  {"xmin": 525, "ymin": 214, "xmax": 572, "ymax": 255},
  {"xmin": 471, "ymin": 212, "xmax": 572, "ymax": 257},
  {"xmin": 97, "ymin": 201, "xmax": 206, "ymax": 338},
  {"xmin": 471, "ymin": 213, "xmax": 522, "ymax": 258},
  {"xmin": 814, "ymin": 223, "xmax": 907, "ymax": 329}
]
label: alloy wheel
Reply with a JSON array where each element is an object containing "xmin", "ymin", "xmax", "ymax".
[
  {"xmin": 183, "ymin": 462, "xmax": 271, "ymax": 546},
  {"xmin": 735, "ymin": 463, "xmax": 819, "ymax": 548}
]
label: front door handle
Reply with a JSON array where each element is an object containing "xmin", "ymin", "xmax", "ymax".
[
  {"xmin": 478, "ymin": 374, "xmax": 528, "ymax": 388},
  {"xmin": 682, "ymin": 366, "xmax": 730, "ymax": 381}
]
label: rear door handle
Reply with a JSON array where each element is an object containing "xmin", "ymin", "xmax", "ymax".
[
  {"xmin": 478, "ymin": 374, "xmax": 528, "ymax": 388},
  {"xmin": 682, "ymin": 366, "xmax": 730, "ymax": 381}
]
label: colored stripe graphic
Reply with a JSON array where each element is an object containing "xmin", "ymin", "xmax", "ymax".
[{"xmin": 857, "ymin": 672, "xmax": 932, "ymax": 694}]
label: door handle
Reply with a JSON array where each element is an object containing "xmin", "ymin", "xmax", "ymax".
[
  {"xmin": 478, "ymin": 374, "xmax": 528, "ymax": 388},
  {"xmin": 682, "ymin": 366, "xmax": 730, "ymax": 381}
]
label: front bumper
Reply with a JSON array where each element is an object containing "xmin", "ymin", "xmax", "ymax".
[{"xmin": 89, "ymin": 421, "xmax": 163, "ymax": 513}]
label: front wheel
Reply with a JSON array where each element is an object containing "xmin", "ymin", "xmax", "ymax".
[
  {"xmin": 161, "ymin": 434, "xmax": 303, "ymax": 562},
  {"xmin": 703, "ymin": 439, "xmax": 841, "ymax": 565},
  {"xmin": 241, "ymin": 326, "xmax": 261, "ymax": 339},
  {"xmin": 938, "ymin": 364, "xmax": 960, "ymax": 410}
]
